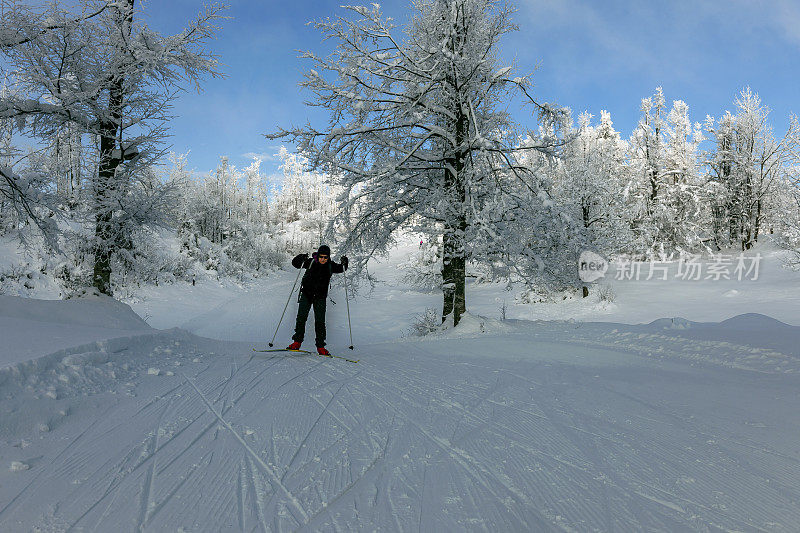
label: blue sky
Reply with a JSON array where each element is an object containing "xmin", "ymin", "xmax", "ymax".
[{"xmin": 143, "ymin": 0, "xmax": 800, "ymax": 178}]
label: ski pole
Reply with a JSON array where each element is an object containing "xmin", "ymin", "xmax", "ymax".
[
  {"xmin": 268, "ymin": 265, "xmax": 304, "ymax": 347},
  {"xmin": 343, "ymin": 264, "xmax": 354, "ymax": 350}
]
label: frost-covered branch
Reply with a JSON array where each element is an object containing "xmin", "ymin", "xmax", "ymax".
[
  {"xmin": 0, "ymin": 0, "xmax": 227, "ymax": 295},
  {"xmin": 270, "ymin": 0, "xmax": 580, "ymax": 324}
]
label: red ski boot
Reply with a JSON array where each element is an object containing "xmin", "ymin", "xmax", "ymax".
[
  {"xmin": 286, "ymin": 341, "xmax": 301, "ymax": 351},
  {"xmin": 317, "ymin": 346, "xmax": 331, "ymax": 356}
]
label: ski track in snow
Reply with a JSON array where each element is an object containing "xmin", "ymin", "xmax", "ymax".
[{"xmin": 1, "ymin": 324, "xmax": 799, "ymax": 531}]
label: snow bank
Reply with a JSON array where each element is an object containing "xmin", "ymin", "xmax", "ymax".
[
  {"xmin": 0, "ymin": 292, "xmax": 149, "ymax": 330},
  {"xmin": 637, "ymin": 313, "xmax": 800, "ymax": 359},
  {"xmin": 0, "ymin": 292, "xmax": 151, "ymax": 367}
]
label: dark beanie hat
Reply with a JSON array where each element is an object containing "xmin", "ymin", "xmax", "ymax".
[{"xmin": 318, "ymin": 245, "xmax": 331, "ymax": 256}]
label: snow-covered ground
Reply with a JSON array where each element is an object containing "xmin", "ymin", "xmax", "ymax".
[
  {"xmin": 0, "ymin": 293, "xmax": 152, "ymax": 367},
  {"xmin": 2, "ymin": 241, "xmax": 800, "ymax": 531}
]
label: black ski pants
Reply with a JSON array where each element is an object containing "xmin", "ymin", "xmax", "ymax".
[{"xmin": 292, "ymin": 292, "xmax": 327, "ymax": 347}]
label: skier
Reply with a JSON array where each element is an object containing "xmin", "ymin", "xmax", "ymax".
[{"xmin": 286, "ymin": 245, "xmax": 348, "ymax": 356}]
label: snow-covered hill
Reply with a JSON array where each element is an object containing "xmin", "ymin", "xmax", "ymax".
[{"xmin": 2, "ymin": 242, "xmax": 800, "ymax": 531}]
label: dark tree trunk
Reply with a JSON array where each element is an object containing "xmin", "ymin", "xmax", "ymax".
[
  {"xmin": 441, "ymin": 161, "xmax": 467, "ymax": 326},
  {"xmin": 649, "ymin": 168, "xmax": 658, "ymax": 205},
  {"xmin": 646, "ymin": 121, "xmax": 660, "ymax": 206},
  {"xmin": 92, "ymin": 0, "xmax": 133, "ymax": 296},
  {"xmin": 437, "ymin": 14, "xmax": 470, "ymax": 327},
  {"xmin": 753, "ymin": 196, "xmax": 762, "ymax": 245},
  {"xmin": 441, "ymin": 230, "xmax": 466, "ymax": 325},
  {"xmin": 92, "ymin": 115, "xmax": 122, "ymax": 295},
  {"xmin": 713, "ymin": 136, "xmax": 732, "ymax": 248}
]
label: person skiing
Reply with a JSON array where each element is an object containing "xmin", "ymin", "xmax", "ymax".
[{"xmin": 286, "ymin": 245, "xmax": 348, "ymax": 356}]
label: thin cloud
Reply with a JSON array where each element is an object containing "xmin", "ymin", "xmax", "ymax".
[
  {"xmin": 242, "ymin": 151, "xmax": 279, "ymax": 162},
  {"xmin": 516, "ymin": 0, "xmax": 661, "ymax": 73},
  {"xmin": 515, "ymin": 0, "xmax": 800, "ymax": 95},
  {"xmin": 762, "ymin": 0, "xmax": 800, "ymax": 47}
]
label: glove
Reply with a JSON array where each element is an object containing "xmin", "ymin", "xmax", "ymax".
[
  {"xmin": 300, "ymin": 253, "xmax": 309, "ymax": 260},
  {"xmin": 340, "ymin": 256, "xmax": 349, "ymax": 270}
]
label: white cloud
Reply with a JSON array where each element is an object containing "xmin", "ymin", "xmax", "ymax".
[
  {"xmin": 766, "ymin": 0, "xmax": 800, "ymax": 46},
  {"xmin": 241, "ymin": 145, "xmax": 290, "ymax": 163},
  {"xmin": 515, "ymin": 0, "xmax": 800, "ymax": 91},
  {"xmin": 242, "ymin": 151, "xmax": 277, "ymax": 162}
]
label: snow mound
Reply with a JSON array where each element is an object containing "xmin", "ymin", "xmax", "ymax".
[
  {"xmin": 0, "ymin": 328, "xmax": 221, "ymax": 449},
  {"xmin": 515, "ymin": 317, "xmax": 800, "ymax": 374},
  {"xmin": 0, "ymin": 293, "xmax": 150, "ymax": 331},
  {"xmin": 718, "ymin": 313, "xmax": 793, "ymax": 331},
  {"xmin": 634, "ymin": 313, "xmax": 800, "ymax": 360},
  {"xmin": 0, "ymin": 329, "xmax": 204, "ymax": 404},
  {"xmin": 647, "ymin": 317, "xmax": 694, "ymax": 330},
  {"xmin": 0, "ymin": 293, "xmax": 152, "ymax": 367},
  {"xmin": 432, "ymin": 312, "xmax": 511, "ymax": 338},
  {"xmin": 645, "ymin": 313, "xmax": 795, "ymax": 336},
  {"xmin": 9, "ymin": 461, "xmax": 29, "ymax": 472}
]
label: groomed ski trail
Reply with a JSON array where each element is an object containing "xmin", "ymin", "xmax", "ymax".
[{"xmin": 2, "ymin": 327, "xmax": 800, "ymax": 531}]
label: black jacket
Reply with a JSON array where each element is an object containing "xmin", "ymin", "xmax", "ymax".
[{"xmin": 292, "ymin": 254, "xmax": 344, "ymax": 301}]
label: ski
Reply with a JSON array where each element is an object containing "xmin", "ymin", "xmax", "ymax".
[
  {"xmin": 252, "ymin": 347, "xmax": 358, "ymax": 363},
  {"xmin": 253, "ymin": 348, "xmax": 314, "ymax": 354},
  {"xmin": 327, "ymin": 353, "xmax": 359, "ymax": 363}
]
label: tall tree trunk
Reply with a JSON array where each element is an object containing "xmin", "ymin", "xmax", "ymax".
[
  {"xmin": 648, "ymin": 169, "xmax": 658, "ymax": 205},
  {"xmin": 92, "ymin": 129, "xmax": 119, "ymax": 295},
  {"xmin": 92, "ymin": 0, "xmax": 133, "ymax": 296},
  {"xmin": 729, "ymin": 194, "xmax": 739, "ymax": 247},
  {"xmin": 742, "ymin": 173, "xmax": 754, "ymax": 250},
  {"xmin": 753, "ymin": 196, "xmax": 762, "ymax": 245},
  {"xmin": 441, "ymin": 221, "xmax": 466, "ymax": 326},
  {"xmin": 717, "ymin": 138, "xmax": 732, "ymax": 248},
  {"xmin": 441, "ymin": 98, "xmax": 468, "ymax": 326}
]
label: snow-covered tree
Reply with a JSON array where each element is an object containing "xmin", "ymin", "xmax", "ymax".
[
  {"xmin": 273, "ymin": 147, "xmax": 329, "ymax": 224},
  {"xmin": 659, "ymin": 98, "xmax": 708, "ymax": 253},
  {"xmin": 50, "ymin": 122, "xmax": 83, "ymax": 206},
  {"xmin": 706, "ymin": 88, "xmax": 799, "ymax": 250},
  {"xmin": 272, "ymin": 0, "xmax": 571, "ymax": 325},
  {"xmin": 627, "ymin": 88, "xmax": 708, "ymax": 256},
  {"xmin": 0, "ymin": 80, "xmax": 59, "ymax": 242},
  {"xmin": 554, "ymin": 110, "xmax": 631, "ymax": 254},
  {"xmin": 0, "ymin": 0, "xmax": 225, "ymax": 295},
  {"xmin": 243, "ymin": 158, "xmax": 264, "ymax": 227},
  {"xmin": 170, "ymin": 154, "xmax": 299, "ymax": 278},
  {"xmin": 772, "ymin": 153, "xmax": 800, "ymax": 263}
]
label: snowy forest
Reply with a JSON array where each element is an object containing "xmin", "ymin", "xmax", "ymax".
[
  {"xmin": 5, "ymin": 1, "xmax": 800, "ymax": 531},
  {"xmin": 0, "ymin": 0, "xmax": 799, "ymax": 317}
]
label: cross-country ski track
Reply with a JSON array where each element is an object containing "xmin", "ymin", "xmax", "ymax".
[{"xmin": 2, "ymin": 321, "xmax": 800, "ymax": 531}]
